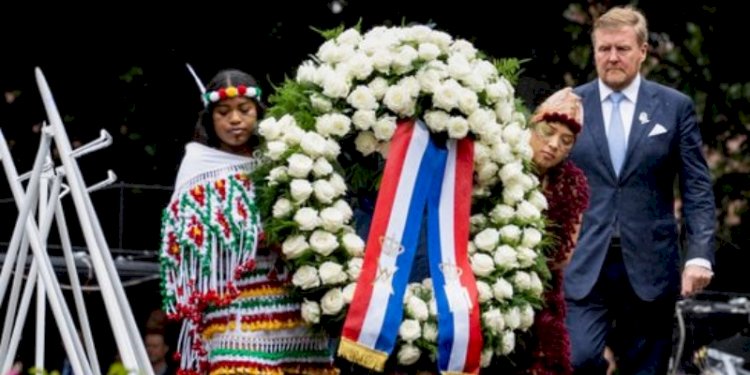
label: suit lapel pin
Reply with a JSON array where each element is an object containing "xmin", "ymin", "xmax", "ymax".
[{"xmin": 639, "ymin": 111, "xmax": 650, "ymax": 124}]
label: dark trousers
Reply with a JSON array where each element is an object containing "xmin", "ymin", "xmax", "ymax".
[{"xmin": 566, "ymin": 239, "xmax": 675, "ymax": 374}]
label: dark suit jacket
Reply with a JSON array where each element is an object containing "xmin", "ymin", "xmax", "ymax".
[{"xmin": 565, "ymin": 78, "xmax": 715, "ymax": 301}]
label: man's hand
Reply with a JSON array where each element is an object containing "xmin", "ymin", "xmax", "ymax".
[{"xmin": 681, "ymin": 264, "xmax": 713, "ymax": 297}]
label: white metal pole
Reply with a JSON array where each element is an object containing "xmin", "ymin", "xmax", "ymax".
[
  {"xmin": 35, "ymin": 173, "xmax": 49, "ymax": 374},
  {"xmin": 35, "ymin": 68, "xmax": 152, "ymax": 374}
]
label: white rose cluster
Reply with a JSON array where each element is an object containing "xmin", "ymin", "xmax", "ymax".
[{"xmin": 259, "ymin": 24, "xmax": 551, "ymax": 367}]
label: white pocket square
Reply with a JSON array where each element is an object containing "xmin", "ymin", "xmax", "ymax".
[{"xmin": 648, "ymin": 124, "xmax": 667, "ymax": 136}]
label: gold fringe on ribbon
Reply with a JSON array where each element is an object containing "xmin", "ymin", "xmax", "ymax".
[{"xmin": 337, "ymin": 337, "xmax": 389, "ymax": 372}]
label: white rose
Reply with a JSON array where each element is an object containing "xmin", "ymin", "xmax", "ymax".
[
  {"xmin": 493, "ymin": 245, "xmax": 519, "ymax": 269},
  {"xmin": 342, "ymin": 233, "xmax": 365, "ymax": 256},
  {"xmin": 450, "ymin": 39, "xmax": 477, "ymax": 60},
  {"xmin": 328, "ymin": 173, "xmax": 347, "ymax": 196},
  {"xmin": 515, "ymin": 141, "xmax": 534, "ymax": 161},
  {"xmin": 266, "ymin": 141, "xmax": 288, "ymax": 160},
  {"xmin": 324, "ymin": 139, "xmax": 341, "ymax": 158},
  {"xmin": 368, "ymin": 77, "xmax": 389, "ymax": 100},
  {"xmin": 342, "ymin": 282, "xmax": 357, "ymax": 304},
  {"xmin": 447, "ymin": 53, "xmax": 471, "ymax": 79},
  {"xmin": 491, "ymin": 142, "xmax": 515, "ymax": 164},
  {"xmin": 432, "ymin": 79, "xmax": 461, "ymax": 112},
  {"xmin": 336, "ymin": 28, "xmax": 362, "ymax": 46},
  {"xmin": 458, "ymin": 89, "xmax": 479, "ymax": 116},
  {"xmin": 501, "ymin": 330, "xmax": 516, "ymax": 355},
  {"xmin": 468, "ymin": 109, "xmax": 496, "ymax": 138},
  {"xmin": 492, "ymin": 278, "xmax": 514, "ymax": 301},
  {"xmin": 384, "ymin": 85, "xmax": 416, "ymax": 117},
  {"xmin": 371, "ymin": 50, "xmax": 393, "ymax": 73},
  {"xmin": 406, "ymin": 296, "xmax": 429, "ymax": 322},
  {"xmin": 267, "ymin": 166, "xmax": 288, "ymax": 184},
  {"xmin": 281, "ymin": 123, "xmax": 305, "ymax": 146},
  {"xmin": 290, "ymin": 179, "xmax": 313, "ymax": 202},
  {"xmin": 301, "ymin": 132, "xmax": 327, "ymax": 157},
  {"xmin": 422, "ymin": 322, "xmax": 438, "ymax": 343},
  {"xmin": 495, "ymin": 100, "xmax": 514, "ymax": 125},
  {"xmin": 296, "ymin": 61, "xmax": 317, "ymax": 84},
  {"xmin": 528, "ymin": 190, "xmax": 549, "ymax": 211},
  {"xmin": 529, "ymin": 272, "xmax": 544, "ymax": 296},
  {"xmin": 476, "ymin": 280, "xmax": 493, "ymax": 303},
  {"xmin": 397, "ymin": 344, "xmax": 421, "ymax": 366},
  {"xmin": 424, "ymin": 110, "xmax": 450, "ymax": 133},
  {"xmin": 473, "ymin": 228, "xmax": 500, "ymax": 252},
  {"xmin": 471, "ymin": 253, "xmax": 495, "ymax": 277},
  {"xmin": 399, "ymin": 319, "xmax": 422, "ymax": 342},
  {"xmin": 333, "ymin": 199, "xmax": 353, "ymax": 222},
  {"xmin": 344, "ymin": 52, "xmax": 374, "ymax": 81},
  {"xmin": 480, "ymin": 348, "xmax": 494, "ymax": 368},
  {"xmin": 398, "ymin": 76, "xmax": 421, "ymax": 98},
  {"xmin": 282, "ymin": 234, "xmax": 309, "ymax": 259},
  {"xmin": 415, "ymin": 67, "xmax": 442, "ymax": 94},
  {"xmin": 482, "ymin": 308, "xmax": 505, "ymax": 335},
  {"xmin": 310, "ymin": 94, "xmax": 333, "ymax": 113},
  {"xmin": 373, "ymin": 114, "xmax": 398, "ymax": 140},
  {"xmin": 322, "ymin": 72, "xmax": 351, "ymax": 99},
  {"xmin": 470, "ymin": 214, "xmax": 487, "ymax": 233},
  {"xmin": 313, "ymin": 64, "xmax": 334, "ymax": 87},
  {"xmin": 313, "ymin": 158, "xmax": 334, "ymax": 178},
  {"xmin": 346, "ymin": 257, "xmax": 363, "ymax": 281},
  {"xmin": 504, "ymin": 306, "xmax": 521, "ymax": 330},
  {"xmin": 502, "ymin": 122, "xmax": 524, "ymax": 146},
  {"xmin": 513, "ymin": 271, "xmax": 532, "ymax": 291},
  {"xmin": 516, "ymin": 247, "xmax": 538, "ymax": 268},
  {"xmin": 418, "ymin": 42, "xmax": 441, "ymax": 61},
  {"xmin": 502, "ymin": 183, "xmax": 525, "ymax": 205},
  {"xmin": 499, "ymin": 162, "xmax": 523, "ymax": 184},
  {"xmin": 476, "ymin": 162, "xmax": 499, "ymax": 184},
  {"xmin": 272, "ymin": 198, "xmax": 293, "ymax": 219},
  {"xmin": 352, "ymin": 110, "xmax": 377, "ymax": 131},
  {"xmin": 313, "ymin": 180, "xmax": 337, "ymax": 204},
  {"xmin": 258, "ymin": 118, "xmax": 281, "ymax": 141},
  {"xmin": 447, "ymin": 116, "xmax": 469, "ymax": 139},
  {"xmin": 321, "ymin": 288, "xmax": 345, "ymax": 315},
  {"xmin": 429, "ymin": 30, "xmax": 453, "ymax": 51},
  {"xmin": 462, "ymin": 71, "xmax": 486, "ymax": 93},
  {"xmin": 292, "ymin": 265, "xmax": 320, "ymax": 290},
  {"xmin": 516, "ymin": 174, "xmax": 535, "ymax": 193},
  {"xmin": 330, "ymin": 113, "xmax": 353, "ymax": 138},
  {"xmin": 320, "ymin": 207, "xmax": 345, "ymax": 232},
  {"xmin": 473, "ymin": 142, "xmax": 491, "ymax": 165},
  {"xmin": 294, "ymin": 207, "xmax": 320, "ymax": 231},
  {"xmin": 355, "ymin": 131, "xmax": 379, "ymax": 156},
  {"xmin": 319, "ymin": 261, "xmax": 347, "ymax": 285},
  {"xmin": 287, "ymin": 153, "xmax": 314, "ymax": 179},
  {"xmin": 309, "ymin": 230, "xmax": 339, "ymax": 256},
  {"xmin": 490, "ymin": 204, "xmax": 515, "ymax": 225},
  {"xmin": 301, "ymin": 300, "xmax": 321, "ymax": 324},
  {"xmin": 393, "ymin": 45, "xmax": 419, "ymax": 73},
  {"xmin": 516, "ymin": 201, "xmax": 541, "ymax": 222},
  {"xmin": 522, "ymin": 228, "xmax": 542, "ymax": 248},
  {"xmin": 500, "ymin": 225, "xmax": 522, "ymax": 244},
  {"xmin": 520, "ymin": 304, "xmax": 535, "ymax": 330},
  {"xmin": 347, "ymin": 85, "xmax": 378, "ymax": 110}
]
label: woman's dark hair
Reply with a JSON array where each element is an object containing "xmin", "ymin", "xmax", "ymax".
[{"xmin": 193, "ymin": 69, "xmax": 266, "ymax": 148}]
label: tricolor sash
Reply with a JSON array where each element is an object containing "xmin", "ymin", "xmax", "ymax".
[{"xmin": 339, "ymin": 119, "xmax": 482, "ymax": 374}]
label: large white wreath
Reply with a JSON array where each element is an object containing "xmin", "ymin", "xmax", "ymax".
[{"xmin": 253, "ymin": 24, "xmax": 550, "ymax": 368}]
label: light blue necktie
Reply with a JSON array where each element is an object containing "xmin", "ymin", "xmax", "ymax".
[{"xmin": 608, "ymin": 92, "xmax": 626, "ymax": 176}]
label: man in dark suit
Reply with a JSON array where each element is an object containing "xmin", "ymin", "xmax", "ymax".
[{"xmin": 564, "ymin": 5, "xmax": 716, "ymax": 374}]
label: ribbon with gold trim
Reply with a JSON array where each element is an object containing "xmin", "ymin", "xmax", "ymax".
[{"xmin": 338, "ymin": 119, "xmax": 481, "ymax": 374}]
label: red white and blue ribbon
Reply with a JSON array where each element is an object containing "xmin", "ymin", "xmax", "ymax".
[
  {"xmin": 338, "ymin": 119, "xmax": 481, "ymax": 374},
  {"xmin": 428, "ymin": 138, "xmax": 482, "ymax": 374}
]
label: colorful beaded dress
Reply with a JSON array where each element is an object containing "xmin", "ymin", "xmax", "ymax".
[{"xmin": 159, "ymin": 142, "xmax": 337, "ymax": 375}]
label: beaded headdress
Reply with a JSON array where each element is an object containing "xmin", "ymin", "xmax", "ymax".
[
  {"xmin": 530, "ymin": 87, "xmax": 584, "ymax": 134},
  {"xmin": 185, "ymin": 63, "xmax": 263, "ymax": 106}
]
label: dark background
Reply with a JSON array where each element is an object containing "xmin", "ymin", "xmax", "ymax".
[{"xmin": 1, "ymin": 1, "xmax": 748, "ymax": 372}]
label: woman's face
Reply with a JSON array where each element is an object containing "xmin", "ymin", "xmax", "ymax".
[
  {"xmin": 212, "ymin": 97, "xmax": 258, "ymax": 155},
  {"xmin": 530, "ymin": 121, "xmax": 576, "ymax": 174}
]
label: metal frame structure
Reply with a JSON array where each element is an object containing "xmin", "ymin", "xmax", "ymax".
[{"xmin": 0, "ymin": 68, "xmax": 153, "ymax": 375}]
